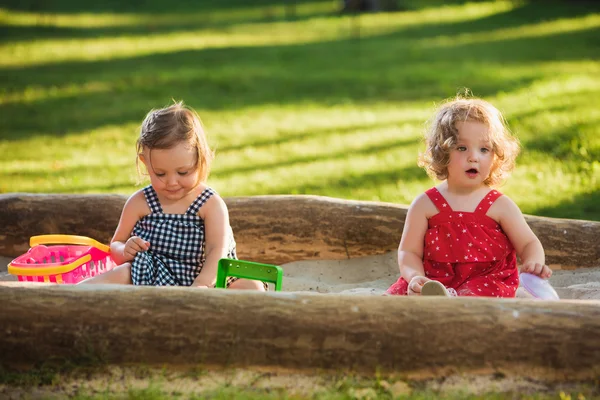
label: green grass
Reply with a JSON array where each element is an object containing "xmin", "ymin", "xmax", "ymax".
[
  {"xmin": 2, "ymin": 364, "xmax": 598, "ymax": 399},
  {"xmin": 69, "ymin": 387, "xmax": 597, "ymax": 400},
  {"xmin": 0, "ymin": 0, "xmax": 599, "ymax": 221}
]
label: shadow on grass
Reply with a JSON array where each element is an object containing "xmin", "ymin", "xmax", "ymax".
[
  {"xmin": 0, "ymin": 0, "xmax": 340, "ymax": 45},
  {"xmin": 511, "ymin": 91, "xmax": 600, "ymax": 163},
  {"xmin": 1, "ymin": 127, "xmax": 420, "ymax": 192},
  {"xmin": 533, "ymin": 190, "xmax": 600, "ymax": 221},
  {"xmin": 6, "ymin": 0, "xmax": 598, "ymax": 15},
  {"xmin": 264, "ymin": 163, "xmax": 428, "ymax": 195},
  {"xmin": 510, "ymin": 93, "xmax": 600, "ymax": 123},
  {"xmin": 214, "ymin": 136, "xmax": 421, "ymax": 178},
  {"xmin": 1, "ymin": 21, "xmax": 598, "ymax": 140},
  {"xmin": 0, "ymin": 0, "xmax": 308, "ymax": 14},
  {"xmin": 0, "ymin": 10, "xmax": 336, "ymax": 44},
  {"xmin": 0, "ymin": 176, "xmax": 138, "ymax": 194},
  {"xmin": 2, "ymin": 163, "xmax": 429, "ymax": 196},
  {"xmin": 216, "ymin": 118, "xmax": 422, "ymax": 152},
  {"xmin": 523, "ymin": 119, "xmax": 600, "ymax": 161},
  {"xmin": 0, "ymin": 135, "xmax": 424, "ymax": 194},
  {"xmin": 2, "ymin": 1, "xmax": 598, "ymax": 46}
]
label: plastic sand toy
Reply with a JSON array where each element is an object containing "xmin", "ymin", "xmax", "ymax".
[
  {"xmin": 520, "ymin": 272, "xmax": 559, "ymax": 300},
  {"xmin": 215, "ymin": 258, "xmax": 283, "ymax": 291},
  {"xmin": 8, "ymin": 234, "xmax": 116, "ymax": 284}
]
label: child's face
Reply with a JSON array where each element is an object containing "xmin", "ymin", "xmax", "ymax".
[
  {"xmin": 140, "ymin": 142, "xmax": 200, "ymax": 201},
  {"xmin": 447, "ymin": 121, "xmax": 494, "ymax": 189}
]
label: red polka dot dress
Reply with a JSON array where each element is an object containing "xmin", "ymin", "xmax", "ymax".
[{"xmin": 387, "ymin": 187, "xmax": 519, "ymax": 297}]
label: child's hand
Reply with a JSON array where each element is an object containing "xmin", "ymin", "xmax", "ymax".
[
  {"xmin": 123, "ymin": 236, "xmax": 150, "ymax": 259},
  {"xmin": 520, "ymin": 261, "xmax": 552, "ymax": 279},
  {"xmin": 408, "ymin": 275, "xmax": 430, "ymax": 296}
]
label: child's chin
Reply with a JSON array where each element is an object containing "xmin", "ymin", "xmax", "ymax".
[{"xmin": 163, "ymin": 190, "xmax": 183, "ymax": 198}]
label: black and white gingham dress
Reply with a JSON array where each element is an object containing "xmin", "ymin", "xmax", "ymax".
[{"xmin": 130, "ymin": 185, "xmax": 237, "ymax": 286}]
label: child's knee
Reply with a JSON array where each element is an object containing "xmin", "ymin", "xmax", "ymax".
[
  {"xmin": 98, "ymin": 263, "xmax": 132, "ymax": 284},
  {"xmin": 114, "ymin": 263, "xmax": 132, "ymax": 283},
  {"xmin": 228, "ymin": 278, "xmax": 266, "ymax": 291}
]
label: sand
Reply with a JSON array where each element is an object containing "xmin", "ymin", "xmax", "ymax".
[{"xmin": 2, "ymin": 252, "xmax": 599, "ymax": 299}]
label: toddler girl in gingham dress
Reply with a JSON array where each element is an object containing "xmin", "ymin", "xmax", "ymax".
[
  {"xmin": 131, "ymin": 185, "xmax": 237, "ymax": 286},
  {"xmin": 387, "ymin": 96, "xmax": 553, "ymax": 297},
  {"xmin": 80, "ymin": 101, "xmax": 266, "ymax": 291}
]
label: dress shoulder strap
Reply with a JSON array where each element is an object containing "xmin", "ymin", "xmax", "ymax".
[
  {"xmin": 475, "ymin": 189, "xmax": 503, "ymax": 215},
  {"xmin": 425, "ymin": 187, "xmax": 453, "ymax": 213},
  {"xmin": 187, "ymin": 187, "xmax": 215, "ymax": 215},
  {"xmin": 143, "ymin": 185, "xmax": 163, "ymax": 214}
]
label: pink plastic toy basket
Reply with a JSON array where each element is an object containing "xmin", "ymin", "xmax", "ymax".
[{"xmin": 8, "ymin": 234, "xmax": 117, "ymax": 284}]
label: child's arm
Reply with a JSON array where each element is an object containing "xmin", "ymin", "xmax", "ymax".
[
  {"xmin": 194, "ymin": 194, "xmax": 231, "ymax": 288},
  {"xmin": 494, "ymin": 196, "xmax": 552, "ymax": 278},
  {"xmin": 110, "ymin": 191, "xmax": 150, "ymax": 265},
  {"xmin": 398, "ymin": 194, "xmax": 431, "ymax": 295}
]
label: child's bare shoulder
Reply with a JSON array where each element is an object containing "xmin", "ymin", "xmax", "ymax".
[
  {"xmin": 488, "ymin": 192, "xmax": 521, "ymax": 220},
  {"xmin": 206, "ymin": 190, "xmax": 226, "ymax": 206},
  {"xmin": 124, "ymin": 189, "xmax": 151, "ymax": 217},
  {"xmin": 198, "ymin": 187, "xmax": 228, "ymax": 218},
  {"xmin": 411, "ymin": 192, "xmax": 438, "ymax": 218},
  {"xmin": 492, "ymin": 193, "xmax": 519, "ymax": 208},
  {"xmin": 127, "ymin": 188, "xmax": 147, "ymax": 205}
]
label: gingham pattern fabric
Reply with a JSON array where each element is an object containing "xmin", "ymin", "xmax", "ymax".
[{"xmin": 130, "ymin": 185, "xmax": 237, "ymax": 286}]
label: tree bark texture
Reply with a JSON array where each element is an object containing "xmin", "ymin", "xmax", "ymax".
[
  {"xmin": 0, "ymin": 193, "xmax": 599, "ymax": 269},
  {"xmin": 1, "ymin": 284, "xmax": 600, "ymax": 379}
]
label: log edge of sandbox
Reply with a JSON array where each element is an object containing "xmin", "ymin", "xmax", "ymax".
[
  {"xmin": 1, "ymin": 284, "xmax": 599, "ymax": 381},
  {"xmin": 1, "ymin": 193, "xmax": 599, "ymax": 269}
]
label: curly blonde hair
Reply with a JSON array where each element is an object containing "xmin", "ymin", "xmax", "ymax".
[
  {"xmin": 136, "ymin": 101, "xmax": 214, "ymax": 183},
  {"xmin": 419, "ymin": 96, "xmax": 520, "ymax": 187}
]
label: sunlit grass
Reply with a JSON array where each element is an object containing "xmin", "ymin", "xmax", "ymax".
[
  {"xmin": 0, "ymin": 1, "xmax": 339, "ymax": 28},
  {"xmin": 0, "ymin": 1, "xmax": 516, "ymax": 67},
  {"xmin": 0, "ymin": 81, "xmax": 113, "ymax": 105},
  {"xmin": 421, "ymin": 13, "xmax": 600, "ymax": 48},
  {"xmin": 0, "ymin": 0, "xmax": 599, "ymax": 220}
]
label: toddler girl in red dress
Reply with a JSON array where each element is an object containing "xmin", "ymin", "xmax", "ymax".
[{"xmin": 387, "ymin": 96, "xmax": 552, "ymax": 297}]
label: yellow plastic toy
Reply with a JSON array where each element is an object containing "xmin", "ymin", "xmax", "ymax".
[{"xmin": 8, "ymin": 234, "xmax": 116, "ymax": 284}]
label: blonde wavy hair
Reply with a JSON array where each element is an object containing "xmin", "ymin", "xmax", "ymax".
[
  {"xmin": 419, "ymin": 96, "xmax": 520, "ymax": 187},
  {"xmin": 136, "ymin": 101, "xmax": 214, "ymax": 184}
]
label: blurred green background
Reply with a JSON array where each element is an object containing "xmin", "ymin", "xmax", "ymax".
[{"xmin": 0, "ymin": 0, "xmax": 598, "ymax": 220}]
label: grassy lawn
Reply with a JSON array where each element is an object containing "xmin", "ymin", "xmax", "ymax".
[
  {"xmin": 1, "ymin": 364, "xmax": 598, "ymax": 399},
  {"xmin": 0, "ymin": 0, "xmax": 599, "ymax": 221}
]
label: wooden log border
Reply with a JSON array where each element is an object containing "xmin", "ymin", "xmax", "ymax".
[
  {"xmin": 1, "ymin": 284, "xmax": 600, "ymax": 381},
  {"xmin": 1, "ymin": 193, "xmax": 599, "ymax": 269}
]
